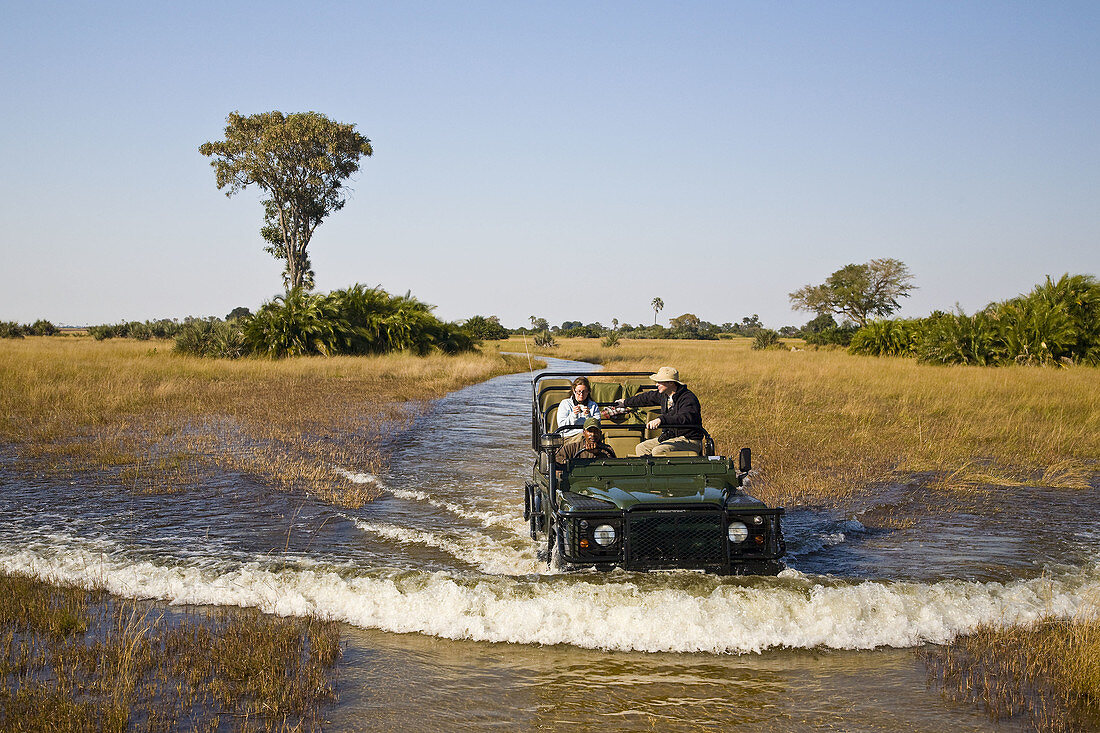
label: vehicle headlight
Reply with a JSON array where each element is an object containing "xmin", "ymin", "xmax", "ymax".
[
  {"xmin": 727, "ymin": 521, "xmax": 749, "ymax": 543},
  {"xmin": 593, "ymin": 524, "xmax": 616, "ymax": 546},
  {"xmin": 541, "ymin": 432, "xmax": 564, "ymax": 450}
]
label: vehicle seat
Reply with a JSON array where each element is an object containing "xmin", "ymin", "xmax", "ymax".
[{"xmin": 601, "ymin": 426, "xmax": 643, "ymax": 458}]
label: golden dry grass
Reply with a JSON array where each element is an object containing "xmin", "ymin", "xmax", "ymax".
[
  {"xmin": 0, "ymin": 571, "xmax": 340, "ymax": 731},
  {"xmin": 517, "ymin": 337, "xmax": 1100, "ymax": 506},
  {"xmin": 1, "ymin": 336, "xmax": 533, "ymax": 507}
]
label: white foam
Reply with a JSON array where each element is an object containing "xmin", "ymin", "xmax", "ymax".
[
  {"xmin": 337, "ymin": 468, "xmax": 383, "ymax": 486},
  {"xmin": 337, "ymin": 468, "xmax": 516, "ymax": 529},
  {"xmin": 344, "ymin": 517, "xmax": 539, "ymax": 576},
  {"xmin": 3, "ymin": 535, "xmax": 1096, "ymax": 655}
]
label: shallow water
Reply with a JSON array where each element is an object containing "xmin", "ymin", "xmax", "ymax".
[{"xmin": 2, "ymin": 357, "xmax": 1096, "ymax": 730}]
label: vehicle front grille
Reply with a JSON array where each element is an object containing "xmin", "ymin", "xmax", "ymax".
[{"xmin": 626, "ymin": 509, "xmax": 724, "ymax": 568}]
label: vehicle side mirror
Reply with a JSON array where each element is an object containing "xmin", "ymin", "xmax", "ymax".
[{"xmin": 738, "ymin": 447, "xmax": 751, "ymax": 473}]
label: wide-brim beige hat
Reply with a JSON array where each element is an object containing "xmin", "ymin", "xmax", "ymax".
[{"xmin": 649, "ymin": 366, "xmax": 684, "ymax": 384}]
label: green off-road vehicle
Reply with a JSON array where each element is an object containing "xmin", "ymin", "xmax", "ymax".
[{"xmin": 523, "ymin": 371, "xmax": 785, "ymax": 575}]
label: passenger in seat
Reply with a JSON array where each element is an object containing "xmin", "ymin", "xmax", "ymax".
[
  {"xmin": 555, "ymin": 419, "xmax": 616, "ymax": 462},
  {"xmin": 556, "ymin": 376, "xmax": 601, "ymax": 443},
  {"xmin": 614, "ymin": 366, "xmax": 703, "ymax": 456}
]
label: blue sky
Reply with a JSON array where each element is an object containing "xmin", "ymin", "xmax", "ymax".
[{"xmin": 2, "ymin": 1, "xmax": 1096, "ymax": 328}]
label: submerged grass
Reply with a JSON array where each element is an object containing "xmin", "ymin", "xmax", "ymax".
[
  {"xmin": 518, "ymin": 336, "xmax": 1100, "ymax": 506},
  {"xmin": 0, "ymin": 571, "xmax": 341, "ymax": 731},
  {"xmin": 1, "ymin": 337, "xmax": 533, "ymax": 507},
  {"xmin": 922, "ymin": 610, "xmax": 1100, "ymax": 732}
]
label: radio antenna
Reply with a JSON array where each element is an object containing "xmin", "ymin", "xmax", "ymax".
[{"xmin": 523, "ymin": 333, "xmax": 534, "ymax": 377}]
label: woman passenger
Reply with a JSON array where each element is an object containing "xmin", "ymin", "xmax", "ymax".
[{"xmin": 556, "ymin": 376, "xmax": 601, "ymax": 442}]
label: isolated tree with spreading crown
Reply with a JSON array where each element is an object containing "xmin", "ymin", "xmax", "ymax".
[
  {"xmin": 789, "ymin": 258, "xmax": 915, "ymax": 327},
  {"xmin": 200, "ymin": 111, "xmax": 373, "ymax": 291}
]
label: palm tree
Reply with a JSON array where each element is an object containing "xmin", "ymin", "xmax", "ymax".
[{"xmin": 651, "ymin": 297, "xmax": 664, "ymax": 325}]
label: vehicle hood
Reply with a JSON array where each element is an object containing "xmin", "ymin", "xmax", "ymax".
[{"xmin": 565, "ymin": 476, "xmax": 730, "ymax": 510}]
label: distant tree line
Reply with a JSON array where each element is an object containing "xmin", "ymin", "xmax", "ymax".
[
  {"xmin": 0, "ymin": 320, "xmax": 60, "ymax": 338},
  {"xmin": 23, "ymin": 287, "xmax": 481, "ymax": 359}
]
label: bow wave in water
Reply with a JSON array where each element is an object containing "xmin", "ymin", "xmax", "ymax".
[{"xmin": 3, "ymin": 523, "xmax": 1097, "ymax": 655}]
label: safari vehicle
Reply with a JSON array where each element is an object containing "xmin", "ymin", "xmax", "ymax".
[{"xmin": 523, "ymin": 371, "xmax": 785, "ymax": 575}]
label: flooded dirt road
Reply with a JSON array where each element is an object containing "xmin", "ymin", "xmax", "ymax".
[{"xmin": 2, "ymin": 357, "xmax": 1097, "ymax": 730}]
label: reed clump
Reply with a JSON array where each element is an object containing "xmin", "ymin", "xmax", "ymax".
[
  {"xmin": 922, "ymin": 610, "xmax": 1100, "ymax": 731},
  {"xmin": 0, "ymin": 337, "xmax": 532, "ymax": 507},
  {"xmin": 0, "ymin": 571, "xmax": 340, "ymax": 731},
  {"xmin": 518, "ymin": 336, "xmax": 1100, "ymax": 506}
]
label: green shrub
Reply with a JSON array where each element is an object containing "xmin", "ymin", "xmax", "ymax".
[
  {"xmin": 462, "ymin": 315, "xmax": 509, "ymax": 340},
  {"xmin": 601, "ymin": 332, "xmax": 621, "ymax": 348},
  {"xmin": 849, "ymin": 319, "xmax": 922, "ymax": 357},
  {"xmin": 27, "ymin": 319, "xmax": 59, "ymax": 336},
  {"xmin": 187, "ymin": 285, "xmax": 478, "ymax": 359},
  {"xmin": 0, "ymin": 321, "xmax": 25, "ymax": 339},
  {"xmin": 849, "ymin": 274, "xmax": 1100, "ymax": 367},
  {"xmin": 241, "ymin": 289, "xmax": 344, "ymax": 358},
  {"xmin": 174, "ymin": 320, "xmax": 248, "ymax": 358},
  {"xmin": 804, "ymin": 325, "xmax": 857, "ymax": 347},
  {"xmin": 751, "ymin": 329, "xmax": 780, "ymax": 350},
  {"xmin": 534, "ymin": 330, "xmax": 557, "ymax": 348},
  {"xmin": 88, "ymin": 320, "xmax": 183, "ymax": 340},
  {"xmin": 917, "ymin": 310, "xmax": 1003, "ymax": 366}
]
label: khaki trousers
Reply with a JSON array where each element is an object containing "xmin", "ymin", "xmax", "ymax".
[{"xmin": 634, "ymin": 436, "xmax": 703, "ymax": 457}]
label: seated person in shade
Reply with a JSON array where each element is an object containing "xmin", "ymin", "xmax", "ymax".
[
  {"xmin": 555, "ymin": 376, "xmax": 601, "ymax": 443},
  {"xmin": 614, "ymin": 366, "xmax": 703, "ymax": 456},
  {"xmin": 555, "ymin": 419, "xmax": 616, "ymax": 462}
]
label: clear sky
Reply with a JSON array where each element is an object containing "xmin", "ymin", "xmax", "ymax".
[{"xmin": 2, "ymin": 1, "xmax": 1097, "ymax": 329}]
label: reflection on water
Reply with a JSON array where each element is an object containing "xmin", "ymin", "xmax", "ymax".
[
  {"xmin": 0, "ymin": 356, "xmax": 1091, "ymax": 730},
  {"xmin": 330, "ymin": 628, "xmax": 1001, "ymax": 732}
]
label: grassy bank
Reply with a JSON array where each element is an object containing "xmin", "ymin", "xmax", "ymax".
[
  {"xmin": 0, "ymin": 571, "xmax": 339, "ymax": 731},
  {"xmin": 922, "ymin": 613, "xmax": 1100, "ymax": 731},
  {"xmin": 1, "ymin": 336, "xmax": 533, "ymax": 507},
  {"xmin": 517, "ymin": 336, "xmax": 1100, "ymax": 506}
]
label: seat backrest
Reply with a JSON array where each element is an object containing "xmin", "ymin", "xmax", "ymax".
[
  {"xmin": 538, "ymin": 379, "xmax": 572, "ymax": 431},
  {"xmin": 601, "ymin": 426, "xmax": 642, "ymax": 458},
  {"xmin": 589, "ymin": 381, "xmax": 622, "ymax": 404}
]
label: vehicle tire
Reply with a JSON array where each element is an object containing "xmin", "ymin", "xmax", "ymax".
[{"xmin": 523, "ymin": 483, "xmax": 531, "ymax": 522}]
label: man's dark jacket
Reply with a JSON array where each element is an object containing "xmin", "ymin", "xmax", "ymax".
[{"xmin": 622, "ymin": 385, "xmax": 704, "ymax": 440}]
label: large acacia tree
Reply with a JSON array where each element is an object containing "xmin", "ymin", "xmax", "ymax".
[
  {"xmin": 200, "ymin": 111, "xmax": 373, "ymax": 291},
  {"xmin": 789, "ymin": 258, "xmax": 915, "ymax": 326}
]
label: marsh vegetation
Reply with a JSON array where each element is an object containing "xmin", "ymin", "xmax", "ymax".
[
  {"xmin": 0, "ymin": 572, "xmax": 340, "ymax": 731},
  {"xmin": 1, "ymin": 336, "xmax": 531, "ymax": 507}
]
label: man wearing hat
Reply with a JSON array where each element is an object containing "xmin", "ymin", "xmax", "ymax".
[
  {"xmin": 615, "ymin": 366, "xmax": 704, "ymax": 456},
  {"xmin": 555, "ymin": 418, "xmax": 616, "ymax": 462}
]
